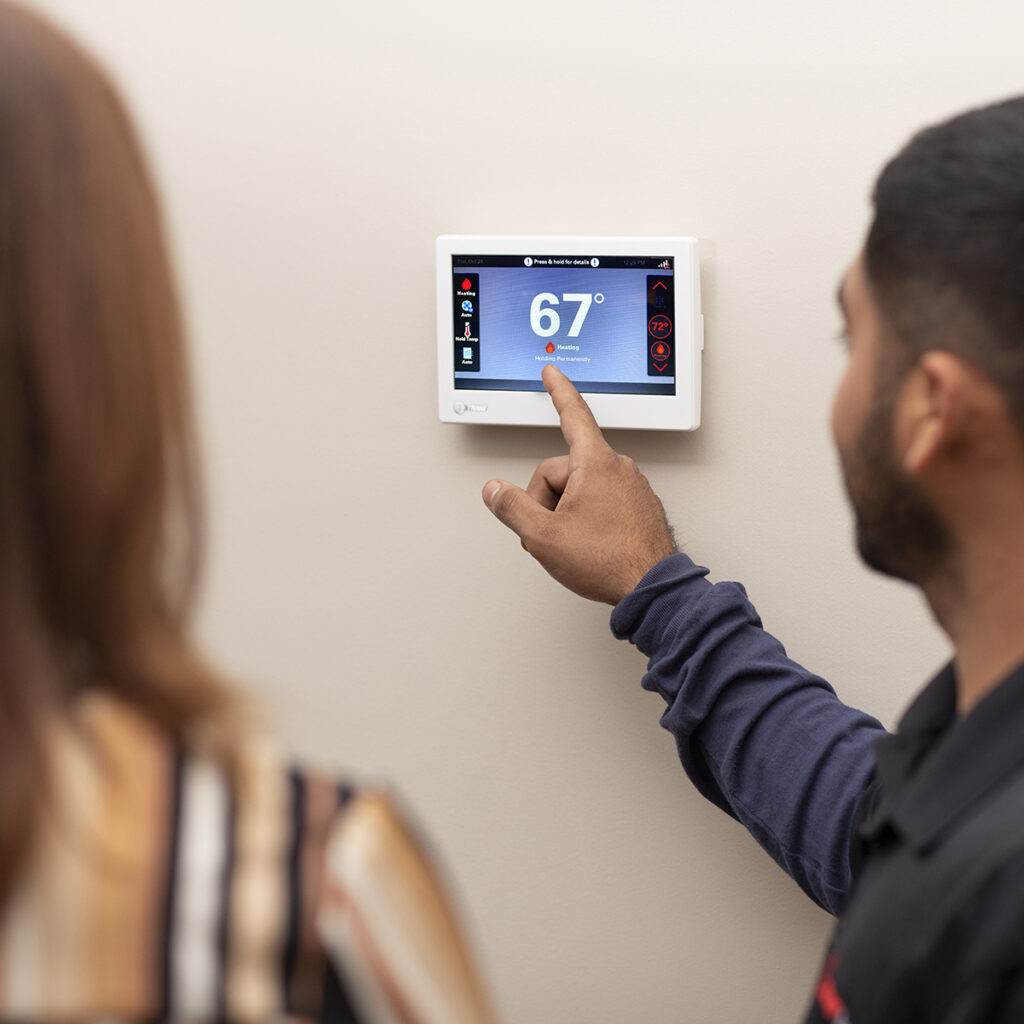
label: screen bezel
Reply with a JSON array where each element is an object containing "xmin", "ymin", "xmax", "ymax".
[{"xmin": 436, "ymin": 235, "xmax": 701, "ymax": 431}]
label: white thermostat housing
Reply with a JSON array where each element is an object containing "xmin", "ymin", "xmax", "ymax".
[{"xmin": 437, "ymin": 235, "xmax": 702, "ymax": 430}]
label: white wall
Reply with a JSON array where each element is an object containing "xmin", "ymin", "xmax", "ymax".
[{"xmin": 26, "ymin": 2, "xmax": 1024, "ymax": 1020}]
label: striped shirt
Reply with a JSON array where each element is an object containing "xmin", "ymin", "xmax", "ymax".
[{"xmin": 0, "ymin": 693, "xmax": 365, "ymax": 1023}]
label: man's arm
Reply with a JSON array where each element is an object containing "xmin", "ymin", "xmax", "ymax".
[
  {"xmin": 612, "ymin": 551, "xmax": 884, "ymax": 913},
  {"xmin": 483, "ymin": 366, "xmax": 886, "ymax": 913}
]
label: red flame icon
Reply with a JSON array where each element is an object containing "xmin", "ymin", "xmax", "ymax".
[
  {"xmin": 545, "ymin": 342, "xmax": 555, "ymax": 354},
  {"xmin": 461, "ymin": 278, "xmax": 472, "ymax": 290}
]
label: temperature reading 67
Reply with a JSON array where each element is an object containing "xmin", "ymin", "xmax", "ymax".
[{"xmin": 530, "ymin": 292, "xmax": 604, "ymax": 338}]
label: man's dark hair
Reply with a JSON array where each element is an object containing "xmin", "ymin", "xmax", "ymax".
[{"xmin": 865, "ymin": 95, "xmax": 1024, "ymax": 435}]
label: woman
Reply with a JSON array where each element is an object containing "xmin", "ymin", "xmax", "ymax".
[{"xmin": 0, "ymin": 4, "xmax": 496, "ymax": 1022}]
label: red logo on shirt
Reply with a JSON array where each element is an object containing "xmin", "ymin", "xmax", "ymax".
[{"xmin": 815, "ymin": 954, "xmax": 851, "ymax": 1022}]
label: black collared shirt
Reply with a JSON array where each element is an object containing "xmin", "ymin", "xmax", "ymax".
[{"xmin": 805, "ymin": 662, "xmax": 1024, "ymax": 1023}]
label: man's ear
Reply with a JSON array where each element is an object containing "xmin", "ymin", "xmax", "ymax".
[{"xmin": 895, "ymin": 351, "xmax": 966, "ymax": 475}]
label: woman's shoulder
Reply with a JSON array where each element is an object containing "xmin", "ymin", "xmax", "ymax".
[
  {"xmin": 24, "ymin": 690, "xmax": 358, "ymax": 1022},
  {"xmin": 71, "ymin": 688, "xmax": 354, "ymax": 812},
  {"xmin": 6, "ymin": 692, "xmax": 496, "ymax": 1024}
]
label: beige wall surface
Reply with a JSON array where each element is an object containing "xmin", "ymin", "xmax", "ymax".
[{"xmin": 25, "ymin": 1, "xmax": 1024, "ymax": 1020}]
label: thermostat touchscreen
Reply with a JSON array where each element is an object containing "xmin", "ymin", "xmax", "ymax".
[{"xmin": 451, "ymin": 255, "xmax": 675, "ymax": 395}]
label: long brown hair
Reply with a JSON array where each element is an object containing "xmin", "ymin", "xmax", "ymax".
[{"xmin": 0, "ymin": 2, "xmax": 238, "ymax": 903}]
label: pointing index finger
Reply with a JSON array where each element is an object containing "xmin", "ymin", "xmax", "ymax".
[{"xmin": 542, "ymin": 364, "xmax": 607, "ymax": 453}]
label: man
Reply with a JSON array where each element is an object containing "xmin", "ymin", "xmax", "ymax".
[{"xmin": 481, "ymin": 96, "xmax": 1024, "ymax": 1022}]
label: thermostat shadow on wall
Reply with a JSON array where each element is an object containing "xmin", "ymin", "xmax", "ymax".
[{"xmin": 436, "ymin": 235, "xmax": 704, "ymax": 431}]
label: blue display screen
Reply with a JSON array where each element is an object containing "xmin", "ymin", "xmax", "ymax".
[{"xmin": 452, "ymin": 255, "xmax": 675, "ymax": 395}]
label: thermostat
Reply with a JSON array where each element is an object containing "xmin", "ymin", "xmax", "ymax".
[{"xmin": 436, "ymin": 235, "xmax": 702, "ymax": 430}]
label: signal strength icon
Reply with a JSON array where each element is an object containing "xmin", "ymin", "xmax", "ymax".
[{"xmin": 657, "ymin": 260, "xmax": 670, "ymax": 269}]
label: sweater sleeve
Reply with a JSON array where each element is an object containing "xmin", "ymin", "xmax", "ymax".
[{"xmin": 610, "ymin": 553, "xmax": 886, "ymax": 915}]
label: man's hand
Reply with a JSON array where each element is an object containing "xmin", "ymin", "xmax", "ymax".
[{"xmin": 481, "ymin": 364, "xmax": 677, "ymax": 605}]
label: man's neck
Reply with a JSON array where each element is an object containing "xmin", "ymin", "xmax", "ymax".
[{"xmin": 924, "ymin": 544, "xmax": 1024, "ymax": 716}]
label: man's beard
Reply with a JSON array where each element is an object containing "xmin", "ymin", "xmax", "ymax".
[{"xmin": 841, "ymin": 394, "xmax": 952, "ymax": 585}]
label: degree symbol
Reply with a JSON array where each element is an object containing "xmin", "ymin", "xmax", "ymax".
[{"xmin": 594, "ymin": 293, "xmax": 605, "ymax": 304}]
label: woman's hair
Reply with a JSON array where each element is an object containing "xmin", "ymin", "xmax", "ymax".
[{"xmin": 0, "ymin": 2, "xmax": 237, "ymax": 903}]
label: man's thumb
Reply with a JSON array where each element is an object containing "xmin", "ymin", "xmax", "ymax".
[{"xmin": 482, "ymin": 479, "xmax": 545, "ymax": 540}]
